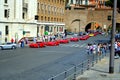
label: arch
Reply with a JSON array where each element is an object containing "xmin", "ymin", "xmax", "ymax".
[{"xmin": 85, "ymin": 21, "xmax": 102, "ymax": 32}]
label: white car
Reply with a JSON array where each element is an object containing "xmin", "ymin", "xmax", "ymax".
[{"xmin": 0, "ymin": 42, "xmax": 17, "ymax": 50}]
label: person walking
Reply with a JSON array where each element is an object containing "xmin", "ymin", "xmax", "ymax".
[
  {"xmin": 86, "ymin": 43, "xmax": 90, "ymax": 55},
  {"xmin": 21, "ymin": 39, "xmax": 24, "ymax": 48},
  {"xmin": 92, "ymin": 43, "xmax": 97, "ymax": 54},
  {"xmin": 11, "ymin": 38, "xmax": 14, "ymax": 43},
  {"xmin": 97, "ymin": 43, "xmax": 102, "ymax": 56}
]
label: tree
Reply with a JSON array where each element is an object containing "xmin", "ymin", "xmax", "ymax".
[{"xmin": 105, "ymin": 0, "xmax": 120, "ymax": 13}]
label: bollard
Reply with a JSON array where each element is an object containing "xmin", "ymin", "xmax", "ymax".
[
  {"xmin": 51, "ymin": 77, "xmax": 54, "ymax": 80},
  {"xmin": 64, "ymin": 71, "xmax": 67, "ymax": 79},
  {"xmin": 87, "ymin": 59, "xmax": 90, "ymax": 70},
  {"xmin": 72, "ymin": 66, "xmax": 77, "ymax": 80},
  {"xmin": 81, "ymin": 63, "xmax": 84, "ymax": 74},
  {"xmin": 51, "ymin": 76, "xmax": 54, "ymax": 80},
  {"xmin": 92, "ymin": 54, "xmax": 94, "ymax": 67},
  {"xmin": 119, "ymin": 63, "xmax": 120, "ymax": 73},
  {"xmin": 96, "ymin": 52, "xmax": 98, "ymax": 63},
  {"xmin": 73, "ymin": 74, "xmax": 76, "ymax": 80}
]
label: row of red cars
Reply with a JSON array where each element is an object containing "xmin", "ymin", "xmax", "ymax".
[
  {"xmin": 28, "ymin": 36, "xmax": 87, "ymax": 48},
  {"xmin": 29, "ymin": 39, "xmax": 69, "ymax": 48},
  {"xmin": 29, "ymin": 32, "xmax": 100, "ymax": 48}
]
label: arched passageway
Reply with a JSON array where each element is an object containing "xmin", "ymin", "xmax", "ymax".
[{"xmin": 85, "ymin": 22, "xmax": 101, "ymax": 32}]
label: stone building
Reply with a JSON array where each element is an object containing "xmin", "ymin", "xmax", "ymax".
[
  {"xmin": 0, "ymin": 0, "xmax": 37, "ymax": 43},
  {"xmin": 64, "ymin": 0, "xmax": 113, "ymax": 33},
  {"xmin": 37, "ymin": 0, "xmax": 65, "ymax": 36}
]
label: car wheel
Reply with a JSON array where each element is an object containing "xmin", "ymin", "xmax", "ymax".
[
  {"xmin": 12, "ymin": 46, "xmax": 16, "ymax": 49},
  {"xmin": 0, "ymin": 47, "xmax": 3, "ymax": 50}
]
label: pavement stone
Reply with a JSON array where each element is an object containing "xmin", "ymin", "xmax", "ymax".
[{"xmin": 77, "ymin": 54, "xmax": 120, "ymax": 80}]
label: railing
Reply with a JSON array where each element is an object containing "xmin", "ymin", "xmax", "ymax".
[{"xmin": 48, "ymin": 52, "xmax": 107, "ymax": 80}]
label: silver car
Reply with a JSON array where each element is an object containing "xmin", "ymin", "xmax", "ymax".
[{"xmin": 0, "ymin": 42, "xmax": 17, "ymax": 50}]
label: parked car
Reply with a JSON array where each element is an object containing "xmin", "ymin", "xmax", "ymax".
[
  {"xmin": 70, "ymin": 37, "xmax": 79, "ymax": 42},
  {"xmin": 67, "ymin": 32, "xmax": 74, "ymax": 35},
  {"xmin": 0, "ymin": 42, "xmax": 17, "ymax": 50},
  {"xmin": 89, "ymin": 33, "xmax": 94, "ymax": 37}
]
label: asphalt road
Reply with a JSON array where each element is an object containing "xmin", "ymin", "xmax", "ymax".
[{"xmin": 0, "ymin": 34, "xmax": 110, "ymax": 80}]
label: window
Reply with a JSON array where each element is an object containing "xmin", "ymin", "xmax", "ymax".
[
  {"xmin": 45, "ymin": 16, "xmax": 47, "ymax": 21},
  {"xmin": 4, "ymin": 9, "xmax": 9, "ymax": 18},
  {"xmin": 22, "ymin": 13, "xmax": 25, "ymax": 19},
  {"xmin": 5, "ymin": 25, "xmax": 9, "ymax": 35},
  {"xmin": 4, "ymin": 0, "xmax": 8, "ymax": 3},
  {"xmin": 41, "ymin": 16, "xmax": 43, "ymax": 21},
  {"xmin": 37, "ymin": 3, "xmax": 40, "ymax": 13},
  {"xmin": 48, "ymin": 17, "xmax": 50, "ymax": 21}
]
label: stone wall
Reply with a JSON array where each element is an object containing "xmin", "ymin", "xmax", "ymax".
[{"xmin": 64, "ymin": 9, "xmax": 120, "ymax": 32}]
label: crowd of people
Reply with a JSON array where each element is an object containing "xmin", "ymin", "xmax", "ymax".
[
  {"xmin": 86, "ymin": 40, "xmax": 120, "ymax": 59},
  {"xmin": 86, "ymin": 43, "xmax": 108, "ymax": 56}
]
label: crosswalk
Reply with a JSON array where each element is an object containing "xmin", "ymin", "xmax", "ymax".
[{"xmin": 59, "ymin": 43, "xmax": 87, "ymax": 48}]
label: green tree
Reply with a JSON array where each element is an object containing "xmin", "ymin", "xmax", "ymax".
[{"xmin": 105, "ymin": 0, "xmax": 120, "ymax": 13}]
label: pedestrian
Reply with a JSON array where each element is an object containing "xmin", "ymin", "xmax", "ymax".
[
  {"xmin": 103, "ymin": 43, "xmax": 107, "ymax": 56},
  {"xmin": 114, "ymin": 41, "xmax": 118, "ymax": 56},
  {"xmin": 89, "ymin": 44, "xmax": 93, "ymax": 54},
  {"xmin": 25, "ymin": 37, "xmax": 28, "ymax": 44},
  {"xmin": 5, "ymin": 37, "xmax": 7, "ymax": 42},
  {"xmin": 21, "ymin": 39, "xmax": 24, "ymax": 48},
  {"xmin": 86, "ymin": 43, "xmax": 90, "ymax": 55},
  {"xmin": 11, "ymin": 38, "xmax": 14, "ymax": 43},
  {"xmin": 93, "ymin": 43, "xmax": 97, "ymax": 54},
  {"xmin": 97, "ymin": 43, "xmax": 102, "ymax": 56},
  {"xmin": 45, "ymin": 36, "xmax": 48, "ymax": 42},
  {"xmin": 101, "ymin": 43, "xmax": 105, "ymax": 56},
  {"xmin": 33, "ymin": 37, "xmax": 37, "ymax": 43}
]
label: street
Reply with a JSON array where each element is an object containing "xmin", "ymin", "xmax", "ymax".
[{"xmin": 0, "ymin": 34, "xmax": 110, "ymax": 80}]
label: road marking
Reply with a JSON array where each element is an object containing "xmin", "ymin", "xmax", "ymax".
[{"xmin": 60, "ymin": 43, "xmax": 87, "ymax": 48}]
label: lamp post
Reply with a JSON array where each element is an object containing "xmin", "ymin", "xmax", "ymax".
[{"xmin": 109, "ymin": 0, "xmax": 117, "ymax": 73}]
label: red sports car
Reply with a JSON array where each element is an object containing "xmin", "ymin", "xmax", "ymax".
[
  {"xmin": 70, "ymin": 37, "xmax": 79, "ymax": 42},
  {"xmin": 45, "ymin": 41, "xmax": 59, "ymax": 46},
  {"xmin": 59, "ymin": 39, "xmax": 69, "ymax": 44},
  {"xmin": 29, "ymin": 42, "xmax": 45, "ymax": 48},
  {"xmin": 80, "ymin": 35, "xmax": 89, "ymax": 40}
]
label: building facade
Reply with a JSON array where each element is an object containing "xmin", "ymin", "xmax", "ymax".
[
  {"xmin": 0, "ymin": 0, "xmax": 37, "ymax": 43},
  {"xmin": 64, "ymin": 0, "xmax": 112, "ymax": 32},
  {"xmin": 37, "ymin": 0, "xmax": 65, "ymax": 36},
  {"xmin": 66, "ymin": 0, "xmax": 89, "ymax": 5},
  {"xmin": 65, "ymin": 0, "xmax": 109, "ymax": 9},
  {"xmin": 89, "ymin": 0, "xmax": 109, "ymax": 8}
]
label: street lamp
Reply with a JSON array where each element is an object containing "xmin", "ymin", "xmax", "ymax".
[{"xmin": 109, "ymin": 0, "xmax": 117, "ymax": 73}]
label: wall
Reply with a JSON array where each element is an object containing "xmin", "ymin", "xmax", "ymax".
[{"xmin": 64, "ymin": 9, "xmax": 116, "ymax": 32}]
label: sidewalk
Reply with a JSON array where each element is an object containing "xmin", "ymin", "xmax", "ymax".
[{"xmin": 77, "ymin": 54, "xmax": 120, "ymax": 80}]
